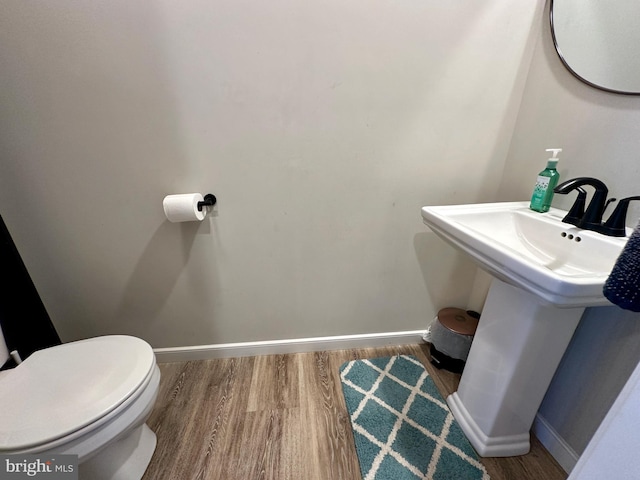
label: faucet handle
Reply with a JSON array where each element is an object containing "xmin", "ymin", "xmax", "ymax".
[
  {"xmin": 553, "ymin": 177, "xmax": 609, "ymax": 229},
  {"xmin": 562, "ymin": 187, "xmax": 587, "ymax": 226},
  {"xmin": 600, "ymin": 196, "xmax": 640, "ymax": 237}
]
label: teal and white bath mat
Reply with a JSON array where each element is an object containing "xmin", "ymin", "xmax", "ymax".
[{"xmin": 339, "ymin": 355, "xmax": 490, "ymax": 480}]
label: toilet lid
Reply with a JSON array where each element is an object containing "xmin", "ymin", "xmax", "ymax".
[{"xmin": 0, "ymin": 335, "xmax": 155, "ymax": 451}]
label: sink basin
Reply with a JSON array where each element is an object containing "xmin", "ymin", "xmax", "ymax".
[
  {"xmin": 420, "ymin": 201, "xmax": 630, "ymax": 457},
  {"xmin": 421, "ymin": 201, "xmax": 628, "ymax": 307}
]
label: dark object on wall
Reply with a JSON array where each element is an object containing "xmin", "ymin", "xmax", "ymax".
[
  {"xmin": 197, "ymin": 194, "xmax": 217, "ymax": 211},
  {"xmin": 0, "ymin": 215, "xmax": 61, "ymax": 369}
]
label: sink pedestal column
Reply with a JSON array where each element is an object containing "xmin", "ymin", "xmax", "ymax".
[{"xmin": 447, "ymin": 277, "xmax": 584, "ymax": 457}]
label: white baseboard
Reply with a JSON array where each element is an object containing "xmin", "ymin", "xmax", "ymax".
[
  {"xmin": 533, "ymin": 413, "xmax": 579, "ymax": 474},
  {"xmin": 153, "ymin": 330, "xmax": 426, "ymax": 363}
]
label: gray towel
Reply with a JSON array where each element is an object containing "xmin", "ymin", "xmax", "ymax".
[{"xmin": 604, "ymin": 221, "xmax": 640, "ymax": 312}]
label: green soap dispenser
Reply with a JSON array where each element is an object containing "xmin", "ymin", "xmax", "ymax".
[{"xmin": 530, "ymin": 148, "xmax": 561, "ymax": 213}]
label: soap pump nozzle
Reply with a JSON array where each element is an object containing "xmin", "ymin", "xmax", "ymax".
[{"xmin": 546, "ymin": 148, "xmax": 562, "ymax": 159}]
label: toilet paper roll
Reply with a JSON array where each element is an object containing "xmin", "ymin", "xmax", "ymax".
[{"xmin": 163, "ymin": 193, "xmax": 207, "ymax": 223}]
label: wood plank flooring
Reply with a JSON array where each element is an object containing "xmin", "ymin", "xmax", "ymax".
[{"xmin": 142, "ymin": 343, "xmax": 567, "ymax": 480}]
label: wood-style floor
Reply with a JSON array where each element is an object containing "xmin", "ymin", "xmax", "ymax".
[{"xmin": 142, "ymin": 343, "xmax": 567, "ymax": 480}]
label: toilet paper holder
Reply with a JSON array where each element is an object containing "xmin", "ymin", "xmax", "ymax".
[{"xmin": 197, "ymin": 194, "xmax": 217, "ymax": 211}]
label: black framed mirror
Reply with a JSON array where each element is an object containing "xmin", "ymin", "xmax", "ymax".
[{"xmin": 550, "ymin": 0, "xmax": 640, "ymax": 95}]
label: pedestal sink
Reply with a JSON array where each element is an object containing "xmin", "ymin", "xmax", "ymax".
[{"xmin": 421, "ymin": 201, "xmax": 628, "ymax": 457}]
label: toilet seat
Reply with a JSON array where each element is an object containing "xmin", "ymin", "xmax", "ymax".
[{"xmin": 0, "ymin": 335, "xmax": 156, "ymax": 453}]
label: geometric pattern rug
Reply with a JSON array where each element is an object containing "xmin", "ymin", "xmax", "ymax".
[{"xmin": 339, "ymin": 355, "xmax": 490, "ymax": 480}]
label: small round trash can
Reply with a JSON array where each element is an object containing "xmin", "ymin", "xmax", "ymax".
[{"xmin": 429, "ymin": 307, "xmax": 480, "ymax": 373}]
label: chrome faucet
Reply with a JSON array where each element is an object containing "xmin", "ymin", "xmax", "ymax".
[{"xmin": 553, "ymin": 177, "xmax": 611, "ymax": 231}]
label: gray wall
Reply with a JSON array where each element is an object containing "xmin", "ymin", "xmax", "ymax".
[
  {"xmin": 0, "ymin": 0, "xmax": 542, "ymax": 346},
  {"xmin": 498, "ymin": 3, "xmax": 640, "ymax": 456}
]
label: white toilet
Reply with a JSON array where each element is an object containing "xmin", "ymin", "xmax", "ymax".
[{"xmin": 0, "ymin": 333, "xmax": 161, "ymax": 480}]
